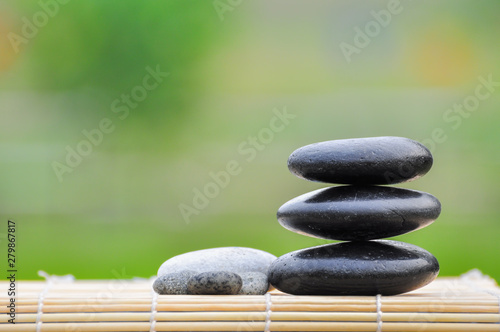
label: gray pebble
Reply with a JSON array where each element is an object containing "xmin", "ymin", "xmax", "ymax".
[
  {"xmin": 157, "ymin": 247, "xmax": 276, "ymax": 277},
  {"xmin": 152, "ymin": 270, "xmax": 196, "ymax": 295},
  {"xmin": 238, "ymin": 272, "xmax": 269, "ymax": 295},
  {"xmin": 187, "ymin": 271, "xmax": 242, "ymax": 295}
]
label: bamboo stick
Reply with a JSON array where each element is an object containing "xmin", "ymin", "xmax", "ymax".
[
  {"xmin": 3, "ymin": 296, "xmax": 498, "ymax": 305},
  {"xmin": 0, "ymin": 322, "xmax": 499, "ymax": 332},
  {"xmin": 1, "ymin": 303, "xmax": 498, "ymax": 314},
  {"xmin": 0, "ymin": 311, "xmax": 498, "ymax": 324}
]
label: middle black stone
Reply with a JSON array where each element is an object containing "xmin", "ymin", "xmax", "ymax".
[{"xmin": 277, "ymin": 185, "xmax": 441, "ymax": 241}]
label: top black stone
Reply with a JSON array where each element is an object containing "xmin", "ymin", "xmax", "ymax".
[{"xmin": 287, "ymin": 136, "xmax": 433, "ymax": 185}]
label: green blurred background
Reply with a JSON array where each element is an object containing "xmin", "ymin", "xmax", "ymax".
[{"xmin": 0, "ymin": 0, "xmax": 499, "ymax": 281}]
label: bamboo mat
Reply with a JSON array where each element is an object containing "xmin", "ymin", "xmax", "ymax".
[{"xmin": 0, "ymin": 270, "xmax": 499, "ymax": 332}]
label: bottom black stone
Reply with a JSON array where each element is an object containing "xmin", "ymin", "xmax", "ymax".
[{"xmin": 268, "ymin": 240, "xmax": 439, "ymax": 296}]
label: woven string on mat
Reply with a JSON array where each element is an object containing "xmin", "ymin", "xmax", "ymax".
[
  {"xmin": 264, "ymin": 292, "xmax": 272, "ymax": 332},
  {"xmin": 461, "ymin": 269, "xmax": 500, "ymax": 316},
  {"xmin": 376, "ymin": 293, "xmax": 383, "ymax": 332},
  {"xmin": 36, "ymin": 270, "xmax": 75, "ymax": 332},
  {"xmin": 149, "ymin": 281, "xmax": 158, "ymax": 332}
]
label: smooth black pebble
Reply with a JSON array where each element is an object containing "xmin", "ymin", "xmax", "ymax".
[
  {"xmin": 277, "ymin": 185, "xmax": 441, "ymax": 241},
  {"xmin": 287, "ymin": 136, "xmax": 433, "ymax": 184},
  {"xmin": 268, "ymin": 240, "xmax": 439, "ymax": 296}
]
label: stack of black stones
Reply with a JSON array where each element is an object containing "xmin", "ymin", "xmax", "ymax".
[{"xmin": 268, "ymin": 136, "xmax": 441, "ymax": 296}]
